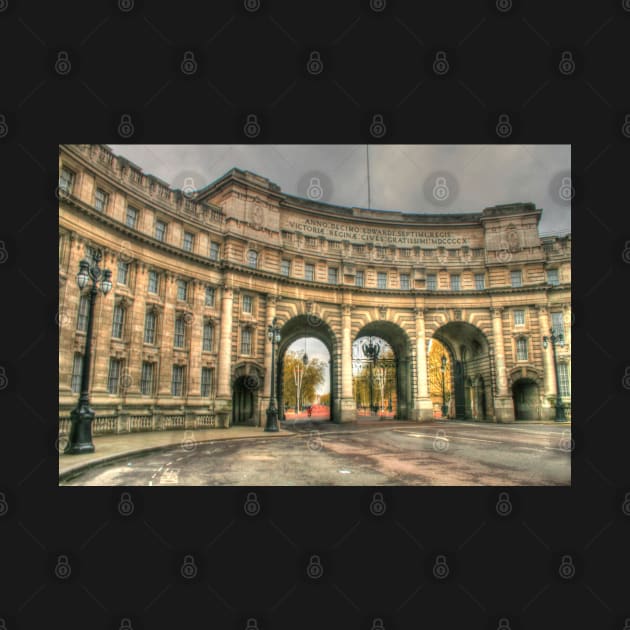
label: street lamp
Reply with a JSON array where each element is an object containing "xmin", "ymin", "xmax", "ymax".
[
  {"xmin": 65, "ymin": 251, "xmax": 112, "ymax": 454},
  {"xmin": 542, "ymin": 328, "xmax": 567, "ymax": 422},
  {"xmin": 265, "ymin": 317, "xmax": 282, "ymax": 432},
  {"xmin": 441, "ymin": 354, "xmax": 448, "ymax": 419},
  {"xmin": 293, "ymin": 360, "xmax": 304, "ymax": 414}
]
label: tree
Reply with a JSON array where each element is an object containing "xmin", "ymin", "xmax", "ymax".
[
  {"xmin": 282, "ymin": 352, "xmax": 327, "ymax": 409},
  {"xmin": 428, "ymin": 339, "xmax": 451, "ymax": 406}
]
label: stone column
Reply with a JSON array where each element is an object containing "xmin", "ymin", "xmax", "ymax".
[
  {"xmin": 490, "ymin": 306, "xmax": 514, "ymax": 421},
  {"xmin": 537, "ymin": 305, "xmax": 556, "ymax": 419},
  {"xmin": 215, "ymin": 284, "xmax": 234, "ymax": 427},
  {"xmin": 339, "ymin": 304, "xmax": 355, "ymax": 422},
  {"xmin": 413, "ymin": 307, "xmax": 433, "ymax": 421},
  {"xmin": 157, "ymin": 274, "xmax": 176, "ymax": 397}
]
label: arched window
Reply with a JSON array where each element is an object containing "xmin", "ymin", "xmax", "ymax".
[
  {"xmin": 516, "ymin": 336, "xmax": 528, "ymax": 361},
  {"xmin": 247, "ymin": 250, "xmax": 258, "ymax": 269},
  {"xmin": 241, "ymin": 327, "xmax": 252, "ymax": 355}
]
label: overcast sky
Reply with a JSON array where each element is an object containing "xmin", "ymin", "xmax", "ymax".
[{"xmin": 109, "ymin": 144, "xmax": 571, "ymax": 235}]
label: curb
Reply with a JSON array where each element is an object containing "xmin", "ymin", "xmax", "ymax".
[{"xmin": 58, "ymin": 430, "xmax": 294, "ymax": 482}]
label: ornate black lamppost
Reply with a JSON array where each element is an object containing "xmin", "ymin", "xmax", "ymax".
[
  {"xmin": 441, "ymin": 355, "xmax": 448, "ymax": 419},
  {"xmin": 543, "ymin": 328, "xmax": 567, "ymax": 421},
  {"xmin": 65, "ymin": 251, "xmax": 112, "ymax": 454},
  {"xmin": 265, "ymin": 317, "xmax": 282, "ymax": 432},
  {"xmin": 362, "ymin": 337, "xmax": 381, "ymax": 414}
]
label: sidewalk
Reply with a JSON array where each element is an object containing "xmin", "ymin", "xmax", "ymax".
[{"xmin": 58, "ymin": 426, "xmax": 290, "ymax": 480}]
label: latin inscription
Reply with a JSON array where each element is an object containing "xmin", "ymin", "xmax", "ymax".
[{"xmin": 285, "ymin": 217, "xmax": 470, "ymax": 246}]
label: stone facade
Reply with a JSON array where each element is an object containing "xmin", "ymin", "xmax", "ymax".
[{"xmin": 58, "ymin": 144, "xmax": 571, "ymax": 432}]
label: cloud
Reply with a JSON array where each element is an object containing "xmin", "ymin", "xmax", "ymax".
[{"xmin": 109, "ymin": 144, "xmax": 570, "ymax": 234}]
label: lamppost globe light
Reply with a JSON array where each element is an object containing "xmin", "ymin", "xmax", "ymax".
[
  {"xmin": 76, "ymin": 259, "xmax": 90, "ymax": 289},
  {"xmin": 542, "ymin": 336, "xmax": 548, "ymax": 349},
  {"xmin": 100, "ymin": 269, "xmax": 112, "ymax": 295},
  {"xmin": 275, "ymin": 332, "xmax": 281, "ymax": 343}
]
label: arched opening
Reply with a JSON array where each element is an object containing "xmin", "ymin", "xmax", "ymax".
[
  {"xmin": 232, "ymin": 376, "xmax": 255, "ymax": 425},
  {"xmin": 281, "ymin": 337, "xmax": 331, "ymax": 421},
  {"xmin": 353, "ymin": 321, "xmax": 413, "ymax": 420},
  {"xmin": 432, "ymin": 321, "xmax": 493, "ymax": 421},
  {"xmin": 277, "ymin": 315, "xmax": 337, "ymax": 423},
  {"xmin": 427, "ymin": 337, "xmax": 453, "ymax": 419},
  {"xmin": 512, "ymin": 378, "xmax": 540, "ymax": 420}
]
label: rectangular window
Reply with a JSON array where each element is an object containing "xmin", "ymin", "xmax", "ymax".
[
  {"xmin": 140, "ymin": 362, "xmax": 155, "ymax": 395},
  {"xmin": 328, "ymin": 268, "xmax": 338, "ymax": 284},
  {"xmin": 281, "ymin": 260, "xmax": 290, "ymax": 276},
  {"xmin": 557, "ymin": 363, "xmax": 570, "ymax": 397},
  {"xmin": 450, "ymin": 274, "xmax": 461, "ymax": 291},
  {"xmin": 241, "ymin": 328, "xmax": 252, "ymax": 355},
  {"xmin": 71, "ymin": 353, "xmax": 83, "ymax": 393},
  {"xmin": 513, "ymin": 309, "xmax": 525, "ymax": 326},
  {"xmin": 94, "ymin": 188, "xmax": 109, "ymax": 212},
  {"xmin": 551, "ymin": 311, "xmax": 565, "ymax": 338},
  {"xmin": 183, "ymin": 231, "xmax": 194, "ymax": 252},
  {"xmin": 171, "ymin": 365, "xmax": 185, "ymax": 397},
  {"xmin": 400, "ymin": 274, "xmax": 410, "ymax": 290},
  {"xmin": 148, "ymin": 270, "xmax": 159, "ymax": 294},
  {"xmin": 516, "ymin": 337, "xmax": 528, "ymax": 361},
  {"xmin": 177, "ymin": 279, "xmax": 187, "ymax": 301},
  {"xmin": 107, "ymin": 358, "xmax": 122, "ymax": 394},
  {"xmin": 76, "ymin": 294, "xmax": 89, "ymax": 332},
  {"xmin": 112, "ymin": 304, "xmax": 125, "ymax": 339},
  {"xmin": 426, "ymin": 274, "xmax": 437, "ymax": 291},
  {"xmin": 474, "ymin": 273, "xmax": 485, "ymax": 290},
  {"xmin": 355, "ymin": 270, "xmax": 364, "ymax": 287},
  {"xmin": 209, "ymin": 241, "xmax": 220, "ymax": 261},
  {"xmin": 305, "ymin": 264, "xmax": 314, "ymax": 281},
  {"xmin": 511, "ymin": 270, "xmax": 522, "ymax": 288},
  {"xmin": 174, "ymin": 316, "xmax": 185, "ymax": 348},
  {"xmin": 247, "ymin": 250, "xmax": 258, "ymax": 268},
  {"xmin": 126, "ymin": 206, "xmax": 138, "ymax": 228},
  {"xmin": 117, "ymin": 260, "xmax": 129, "ymax": 285},
  {"xmin": 547, "ymin": 269, "xmax": 560, "ymax": 285},
  {"xmin": 242, "ymin": 295, "xmax": 253, "ymax": 313},
  {"xmin": 205, "ymin": 286, "xmax": 215, "ymax": 307},
  {"xmin": 144, "ymin": 310, "xmax": 157, "ymax": 344},
  {"xmin": 377, "ymin": 272, "xmax": 387, "ymax": 289},
  {"xmin": 59, "ymin": 166, "xmax": 75, "ymax": 194},
  {"xmin": 154, "ymin": 220, "xmax": 167, "ymax": 242},
  {"xmin": 201, "ymin": 367, "xmax": 213, "ymax": 397},
  {"xmin": 203, "ymin": 322, "xmax": 214, "ymax": 352}
]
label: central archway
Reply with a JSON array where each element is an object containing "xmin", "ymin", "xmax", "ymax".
[
  {"xmin": 276, "ymin": 315, "xmax": 338, "ymax": 423},
  {"xmin": 354, "ymin": 321, "xmax": 413, "ymax": 420},
  {"xmin": 432, "ymin": 321, "xmax": 493, "ymax": 421}
]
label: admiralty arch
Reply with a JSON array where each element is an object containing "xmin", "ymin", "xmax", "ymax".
[{"xmin": 58, "ymin": 144, "xmax": 571, "ymax": 435}]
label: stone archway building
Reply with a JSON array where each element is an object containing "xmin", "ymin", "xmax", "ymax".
[{"xmin": 58, "ymin": 145, "xmax": 571, "ymax": 434}]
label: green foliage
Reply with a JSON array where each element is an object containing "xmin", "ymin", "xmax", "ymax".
[{"xmin": 282, "ymin": 351, "xmax": 327, "ymax": 409}]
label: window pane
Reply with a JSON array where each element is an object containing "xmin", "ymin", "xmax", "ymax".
[
  {"xmin": 557, "ymin": 363, "xmax": 570, "ymax": 397},
  {"xmin": 551, "ymin": 312, "xmax": 565, "ymax": 337},
  {"xmin": 242, "ymin": 295, "xmax": 252, "ymax": 313},
  {"xmin": 377, "ymin": 273, "xmax": 387, "ymax": 289},
  {"xmin": 108, "ymin": 359, "xmax": 121, "ymax": 393},
  {"xmin": 59, "ymin": 167, "xmax": 74, "ymax": 193},
  {"xmin": 112, "ymin": 305, "xmax": 124, "ymax": 338},
  {"xmin": 247, "ymin": 250, "xmax": 258, "ymax": 268},
  {"xmin": 126, "ymin": 207, "xmax": 137, "ymax": 228},
  {"xmin": 155, "ymin": 220, "xmax": 166, "ymax": 241},
  {"xmin": 209, "ymin": 242, "xmax": 219, "ymax": 260},
  {"xmin": 427, "ymin": 274, "xmax": 436, "ymax": 290},
  {"xmin": 474, "ymin": 273, "xmax": 485, "ymax": 289},
  {"xmin": 514, "ymin": 309, "xmax": 525, "ymax": 326},
  {"xmin": 148, "ymin": 271, "xmax": 158, "ymax": 293},
  {"xmin": 171, "ymin": 365, "xmax": 185, "ymax": 396},
  {"xmin": 183, "ymin": 232, "xmax": 194, "ymax": 252},
  {"xmin": 400, "ymin": 274, "xmax": 410, "ymax": 290},
  {"xmin": 450, "ymin": 275, "xmax": 460, "ymax": 291},
  {"xmin": 328, "ymin": 268, "xmax": 338, "ymax": 284},
  {"xmin": 516, "ymin": 338, "xmax": 528, "ymax": 360},
  {"xmin": 117, "ymin": 261, "xmax": 128, "ymax": 284},
  {"xmin": 76, "ymin": 295, "xmax": 89, "ymax": 332},
  {"xmin": 356, "ymin": 271, "xmax": 364, "ymax": 287},
  {"xmin": 71, "ymin": 354, "xmax": 83, "ymax": 393},
  {"xmin": 305, "ymin": 264, "xmax": 314, "ymax": 281},
  {"xmin": 205, "ymin": 286, "xmax": 215, "ymax": 306},
  {"xmin": 547, "ymin": 269, "xmax": 559, "ymax": 285},
  {"xmin": 281, "ymin": 260, "xmax": 290, "ymax": 276},
  {"xmin": 511, "ymin": 270, "xmax": 522, "ymax": 287},
  {"xmin": 203, "ymin": 322, "xmax": 213, "ymax": 351},
  {"xmin": 241, "ymin": 329, "xmax": 252, "ymax": 354},
  {"xmin": 141, "ymin": 362, "xmax": 154, "ymax": 395},
  {"xmin": 174, "ymin": 317, "xmax": 185, "ymax": 348},
  {"xmin": 177, "ymin": 280, "xmax": 187, "ymax": 300},
  {"xmin": 144, "ymin": 311, "xmax": 156, "ymax": 344},
  {"xmin": 201, "ymin": 367, "xmax": 213, "ymax": 397},
  {"xmin": 94, "ymin": 188, "xmax": 108, "ymax": 211}
]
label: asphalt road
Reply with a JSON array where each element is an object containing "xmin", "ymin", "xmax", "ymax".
[{"xmin": 61, "ymin": 421, "xmax": 571, "ymax": 486}]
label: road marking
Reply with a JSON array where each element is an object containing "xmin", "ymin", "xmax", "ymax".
[{"xmin": 395, "ymin": 431, "xmax": 501, "ymax": 444}]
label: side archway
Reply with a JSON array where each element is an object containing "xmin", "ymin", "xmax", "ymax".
[{"xmin": 276, "ymin": 314, "xmax": 338, "ymax": 422}]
